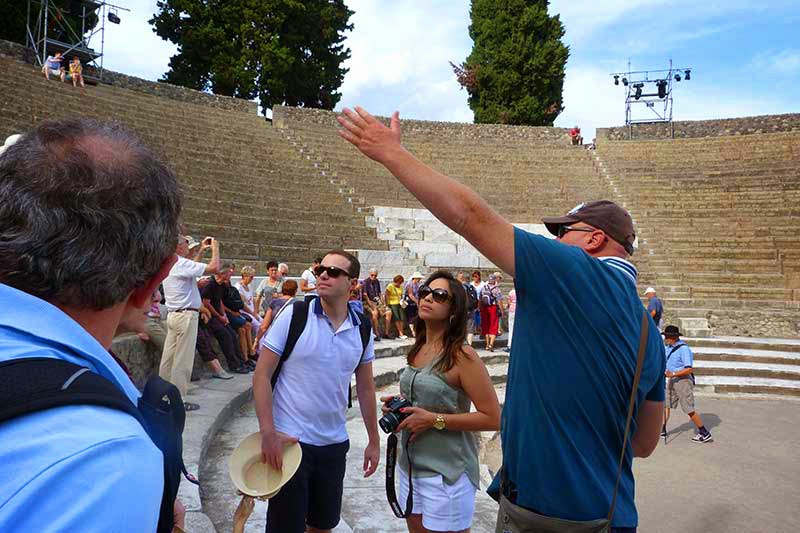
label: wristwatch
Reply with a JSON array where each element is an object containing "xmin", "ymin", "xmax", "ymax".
[{"xmin": 433, "ymin": 414, "xmax": 446, "ymax": 431}]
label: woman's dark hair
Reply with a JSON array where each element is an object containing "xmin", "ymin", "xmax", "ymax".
[
  {"xmin": 471, "ymin": 270, "xmax": 481, "ymax": 280},
  {"xmin": 281, "ymin": 279, "xmax": 298, "ymax": 296},
  {"xmin": 407, "ymin": 270, "xmax": 468, "ymax": 374},
  {"xmin": 393, "ymin": 274, "xmax": 405, "ymax": 284}
]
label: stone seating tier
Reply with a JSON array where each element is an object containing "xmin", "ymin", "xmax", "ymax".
[{"xmin": 1, "ymin": 56, "xmax": 393, "ymax": 274}]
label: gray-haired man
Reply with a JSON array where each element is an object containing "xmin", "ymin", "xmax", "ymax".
[{"xmin": 0, "ymin": 118, "xmax": 182, "ymax": 530}]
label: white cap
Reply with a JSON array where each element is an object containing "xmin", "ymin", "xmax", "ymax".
[
  {"xmin": 410, "ymin": 271, "xmax": 423, "ymax": 280},
  {"xmin": 0, "ymin": 133, "xmax": 22, "ymax": 157},
  {"xmin": 644, "ymin": 287, "xmax": 656, "ymax": 295}
]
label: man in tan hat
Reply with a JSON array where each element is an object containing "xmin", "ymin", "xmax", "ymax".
[{"xmin": 338, "ymin": 107, "xmax": 666, "ymax": 531}]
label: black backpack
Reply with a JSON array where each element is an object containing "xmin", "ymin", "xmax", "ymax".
[
  {"xmin": 464, "ymin": 283, "xmax": 478, "ymax": 312},
  {"xmin": 223, "ymin": 283, "xmax": 245, "ymax": 312},
  {"xmin": 270, "ymin": 297, "xmax": 372, "ymax": 408},
  {"xmin": 0, "ymin": 358, "xmax": 197, "ymax": 533}
]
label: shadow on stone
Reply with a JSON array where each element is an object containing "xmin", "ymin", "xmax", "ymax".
[{"xmin": 669, "ymin": 412, "xmax": 722, "ymax": 439}]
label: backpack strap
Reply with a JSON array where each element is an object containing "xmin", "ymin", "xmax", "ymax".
[
  {"xmin": 607, "ymin": 308, "xmax": 650, "ymax": 522},
  {"xmin": 348, "ymin": 309, "xmax": 374, "ymax": 408},
  {"xmin": 270, "ymin": 298, "xmax": 311, "ymax": 390},
  {"xmin": 0, "ymin": 357, "xmax": 143, "ymax": 426}
]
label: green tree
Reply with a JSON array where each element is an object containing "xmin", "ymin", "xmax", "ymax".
[
  {"xmin": 150, "ymin": 0, "xmax": 353, "ymax": 114},
  {"xmin": 1, "ymin": 0, "xmax": 98, "ymax": 51},
  {"xmin": 453, "ymin": 0, "xmax": 569, "ymax": 126}
]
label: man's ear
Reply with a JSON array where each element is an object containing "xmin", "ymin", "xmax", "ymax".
[
  {"xmin": 128, "ymin": 254, "xmax": 178, "ymax": 308},
  {"xmin": 585, "ymin": 230, "xmax": 607, "ymax": 253}
]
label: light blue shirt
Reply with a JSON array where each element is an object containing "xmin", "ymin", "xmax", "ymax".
[
  {"xmin": 0, "ymin": 283, "xmax": 163, "ymax": 532},
  {"xmin": 665, "ymin": 340, "xmax": 694, "ymax": 373},
  {"xmin": 262, "ymin": 298, "xmax": 375, "ymax": 446}
]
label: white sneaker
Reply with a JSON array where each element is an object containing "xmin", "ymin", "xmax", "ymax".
[{"xmin": 399, "ymin": 335, "xmax": 408, "ymax": 340}]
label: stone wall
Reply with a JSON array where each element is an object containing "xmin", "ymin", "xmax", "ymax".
[
  {"xmin": 112, "ymin": 330, "xmax": 211, "ymax": 390},
  {"xmin": 273, "ymin": 105, "xmax": 571, "ymax": 142},
  {"xmin": 0, "ymin": 39, "xmax": 257, "ymax": 114},
  {"xmin": 597, "ymin": 113, "xmax": 800, "ymax": 141}
]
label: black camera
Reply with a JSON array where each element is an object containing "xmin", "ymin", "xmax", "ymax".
[{"xmin": 379, "ymin": 396, "xmax": 412, "ymax": 434}]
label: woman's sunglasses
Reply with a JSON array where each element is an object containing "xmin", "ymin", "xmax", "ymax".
[
  {"xmin": 418, "ymin": 285, "xmax": 452, "ymax": 304},
  {"xmin": 313, "ymin": 265, "xmax": 351, "ymax": 279}
]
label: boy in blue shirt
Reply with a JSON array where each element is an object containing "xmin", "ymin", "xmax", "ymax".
[{"xmin": 662, "ymin": 325, "xmax": 714, "ymax": 443}]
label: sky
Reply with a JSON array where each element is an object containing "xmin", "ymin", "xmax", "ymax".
[{"xmin": 99, "ymin": 1, "xmax": 799, "ymax": 139}]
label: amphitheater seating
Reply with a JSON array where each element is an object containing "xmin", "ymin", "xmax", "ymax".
[
  {"xmin": 595, "ymin": 133, "xmax": 800, "ymax": 337},
  {"xmin": 276, "ymin": 115, "xmax": 610, "ymax": 222},
  {"xmin": 0, "ymin": 55, "xmax": 386, "ymax": 275}
]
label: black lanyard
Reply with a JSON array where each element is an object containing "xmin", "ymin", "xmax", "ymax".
[{"xmin": 386, "ymin": 370, "xmax": 417, "ymax": 518}]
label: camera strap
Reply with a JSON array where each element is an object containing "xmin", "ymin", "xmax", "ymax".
[
  {"xmin": 386, "ymin": 432, "xmax": 413, "ymax": 518},
  {"xmin": 385, "ymin": 368, "xmax": 418, "ymax": 518}
]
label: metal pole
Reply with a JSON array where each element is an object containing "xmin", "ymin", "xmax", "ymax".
[
  {"xmin": 26, "ymin": 0, "xmax": 31, "ymax": 48},
  {"xmin": 42, "ymin": 0, "xmax": 48, "ymax": 66},
  {"xmin": 99, "ymin": 3, "xmax": 106, "ymax": 78}
]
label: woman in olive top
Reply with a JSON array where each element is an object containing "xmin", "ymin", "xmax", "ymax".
[
  {"xmin": 386, "ymin": 274, "xmax": 407, "ymax": 339},
  {"xmin": 381, "ymin": 270, "xmax": 501, "ymax": 532}
]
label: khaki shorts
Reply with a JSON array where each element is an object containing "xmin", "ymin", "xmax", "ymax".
[{"xmin": 667, "ymin": 377, "xmax": 695, "ymax": 413}]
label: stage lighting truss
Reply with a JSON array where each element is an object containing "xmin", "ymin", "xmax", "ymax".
[{"xmin": 609, "ymin": 60, "xmax": 693, "ymax": 133}]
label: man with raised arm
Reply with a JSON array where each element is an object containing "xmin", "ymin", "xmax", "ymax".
[{"xmin": 338, "ymin": 107, "xmax": 665, "ymax": 532}]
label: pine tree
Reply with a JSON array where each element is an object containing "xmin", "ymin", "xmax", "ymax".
[
  {"xmin": 453, "ymin": 0, "xmax": 569, "ymax": 126},
  {"xmin": 150, "ymin": 0, "xmax": 353, "ymax": 113}
]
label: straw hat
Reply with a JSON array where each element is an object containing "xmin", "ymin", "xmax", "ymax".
[{"xmin": 229, "ymin": 432, "xmax": 302, "ymax": 498}]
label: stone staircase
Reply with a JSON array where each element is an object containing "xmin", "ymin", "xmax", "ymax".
[{"xmin": 593, "ymin": 133, "xmax": 800, "ymax": 337}]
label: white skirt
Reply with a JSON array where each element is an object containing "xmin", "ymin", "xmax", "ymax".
[{"xmin": 397, "ymin": 468, "xmax": 476, "ymax": 531}]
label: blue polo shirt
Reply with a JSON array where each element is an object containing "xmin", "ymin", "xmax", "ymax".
[
  {"xmin": 497, "ymin": 228, "xmax": 665, "ymax": 527},
  {"xmin": 665, "ymin": 340, "xmax": 693, "ymax": 373},
  {"xmin": 647, "ymin": 296, "xmax": 663, "ymax": 324},
  {"xmin": 0, "ymin": 283, "xmax": 163, "ymax": 532}
]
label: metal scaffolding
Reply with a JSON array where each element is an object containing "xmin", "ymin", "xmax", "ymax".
[
  {"xmin": 610, "ymin": 60, "xmax": 693, "ymax": 139},
  {"xmin": 26, "ymin": 0, "xmax": 129, "ymax": 80}
]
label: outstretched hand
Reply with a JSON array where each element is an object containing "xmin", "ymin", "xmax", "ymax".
[{"xmin": 337, "ymin": 106, "xmax": 403, "ymax": 163}]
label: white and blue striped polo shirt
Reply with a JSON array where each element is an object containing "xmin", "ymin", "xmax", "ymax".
[{"xmin": 262, "ymin": 298, "xmax": 375, "ymax": 446}]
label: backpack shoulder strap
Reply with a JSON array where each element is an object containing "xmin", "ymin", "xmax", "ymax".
[
  {"xmin": 270, "ymin": 299, "xmax": 311, "ymax": 390},
  {"xmin": 348, "ymin": 309, "xmax": 374, "ymax": 409},
  {"xmin": 0, "ymin": 357, "xmax": 142, "ymax": 426}
]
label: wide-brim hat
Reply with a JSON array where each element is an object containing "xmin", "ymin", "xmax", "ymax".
[
  {"xmin": 662, "ymin": 325, "xmax": 682, "ymax": 337},
  {"xmin": 542, "ymin": 200, "xmax": 636, "ymax": 255},
  {"xmin": 229, "ymin": 432, "xmax": 302, "ymax": 498},
  {"xmin": 410, "ymin": 271, "xmax": 423, "ymax": 279}
]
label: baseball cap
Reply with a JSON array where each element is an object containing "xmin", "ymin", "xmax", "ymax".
[
  {"xmin": 542, "ymin": 200, "xmax": 636, "ymax": 255},
  {"xmin": 185, "ymin": 235, "xmax": 200, "ymax": 249},
  {"xmin": 644, "ymin": 287, "xmax": 656, "ymax": 295}
]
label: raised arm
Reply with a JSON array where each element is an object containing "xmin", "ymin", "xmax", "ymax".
[{"xmin": 338, "ymin": 107, "xmax": 516, "ymax": 277}]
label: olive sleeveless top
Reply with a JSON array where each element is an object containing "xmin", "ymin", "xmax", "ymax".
[{"xmin": 398, "ymin": 355, "xmax": 480, "ymax": 488}]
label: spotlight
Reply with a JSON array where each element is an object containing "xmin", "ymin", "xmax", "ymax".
[
  {"xmin": 684, "ymin": 69, "xmax": 691, "ymax": 80},
  {"xmin": 657, "ymin": 79, "xmax": 667, "ymax": 99},
  {"xmin": 108, "ymin": 11, "xmax": 121, "ymax": 24},
  {"xmin": 634, "ymin": 83, "xmax": 643, "ymax": 100},
  {"xmin": 614, "ymin": 75, "xmax": 619, "ymax": 86},
  {"xmin": 622, "ymin": 77, "xmax": 628, "ymax": 86},
  {"xmin": 674, "ymin": 73, "xmax": 682, "ymax": 82}
]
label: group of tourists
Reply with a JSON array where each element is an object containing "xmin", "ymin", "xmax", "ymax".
[
  {"xmin": 41, "ymin": 51, "xmax": 85, "ymax": 89},
  {"xmin": 0, "ymin": 110, "xmax": 715, "ymax": 533}
]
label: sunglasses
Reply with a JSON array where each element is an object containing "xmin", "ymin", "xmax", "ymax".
[
  {"xmin": 557, "ymin": 225, "xmax": 596, "ymax": 239},
  {"xmin": 313, "ymin": 265, "xmax": 351, "ymax": 279},
  {"xmin": 418, "ymin": 285, "xmax": 452, "ymax": 304}
]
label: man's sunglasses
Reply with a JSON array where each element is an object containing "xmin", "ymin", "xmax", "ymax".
[
  {"xmin": 313, "ymin": 265, "xmax": 352, "ymax": 279},
  {"xmin": 418, "ymin": 285, "xmax": 452, "ymax": 304},
  {"xmin": 557, "ymin": 225, "xmax": 596, "ymax": 239}
]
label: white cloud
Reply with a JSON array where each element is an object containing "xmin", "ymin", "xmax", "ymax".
[
  {"xmin": 751, "ymin": 49, "xmax": 800, "ymax": 74},
  {"xmin": 337, "ymin": 0, "xmax": 472, "ymax": 122},
  {"xmin": 96, "ymin": 0, "xmax": 177, "ymax": 81}
]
